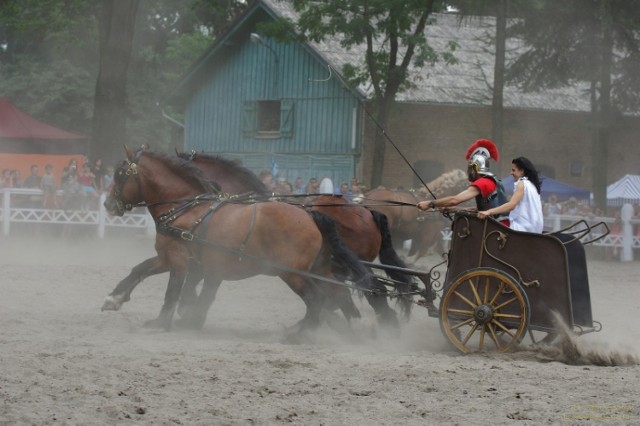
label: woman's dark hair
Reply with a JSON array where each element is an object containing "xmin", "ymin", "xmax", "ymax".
[{"xmin": 512, "ymin": 156, "xmax": 542, "ymax": 194}]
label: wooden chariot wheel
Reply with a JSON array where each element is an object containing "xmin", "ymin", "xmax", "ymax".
[{"xmin": 439, "ymin": 267, "xmax": 530, "ymax": 353}]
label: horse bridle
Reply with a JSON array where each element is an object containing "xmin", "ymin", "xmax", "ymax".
[{"xmin": 111, "ymin": 151, "xmax": 146, "ymax": 214}]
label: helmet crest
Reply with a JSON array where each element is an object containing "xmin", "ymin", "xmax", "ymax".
[
  {"xmin": 466, "ymin": 139, "xmax": 499, "ymax": 178},
  {"xmin": 465, "ymin": 139, "xmax": 499, "ymax": 162}
]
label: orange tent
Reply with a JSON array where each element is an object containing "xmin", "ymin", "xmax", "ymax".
[{"xmin": 0, "ymin": 98, "xmax": 87, "ymax": 187}]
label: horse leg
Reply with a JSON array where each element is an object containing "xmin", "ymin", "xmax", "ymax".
[
  {"xmin": 175, "ymin": 276, "xmax": 222, "ymax": 330},
  {"xmin": 102, "ymin": 256, "xmax": 169, "ymax": 311},
  {"xmin": 372, "ymin": 210, "xmax": 415, "ymax": 319},
  {"xmin": 177, "ymin": 263, "xmax": 204, "ymax": 317},
  {"xmin": 144, "ymin": 270, "xmax": 186, "ymax": 331},
  {"xmin": 280, "ymin": 273, "xmax": 325, "ymax": 343}
]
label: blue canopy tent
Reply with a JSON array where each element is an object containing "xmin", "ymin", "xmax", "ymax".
[
  {"xmin": 501, "ymin": 175, "xmax": 591, "ymax": 202},
  {"xmin": 606, "ymin": 174, "xmax": 640, "ymax": 206}
]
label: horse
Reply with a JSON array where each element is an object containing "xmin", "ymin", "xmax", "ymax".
[
  {"xmin": 103, "ymin": 151, "xmax": 402, "ymax": 329},
  {"xmin": 178, "ymin": 152, "xmax": 413, "ymax": 320},
  {"xmin": 103, "ymin": 147, "xmax": 386, "ymax": 337},
  {"xmin": 360, "ymin": 170, "xmax": 469, "ymax": 264}
]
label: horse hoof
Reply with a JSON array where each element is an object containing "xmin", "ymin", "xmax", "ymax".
[{"xmin": 101, "ymin": 296, "xmax": 122, "ymax": 311}]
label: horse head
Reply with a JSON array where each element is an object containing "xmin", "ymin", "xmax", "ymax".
[{"xmin": 104, "ymin": 145, "xmax": 145, "ymax": 216}]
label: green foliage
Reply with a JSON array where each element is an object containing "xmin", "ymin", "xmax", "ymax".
[
  {"xmin": 0, "ymin": 0, "xmax": 243, "ymax": 151},
  {"xmin": 264, "ymin": 0, "xmax": 456, "ymax": 101},
  {"xmin": 506, "ymin": 0, "xmax": 640, "ymax": 112}
]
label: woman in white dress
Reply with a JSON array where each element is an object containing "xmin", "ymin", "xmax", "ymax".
[{"xmin": 477, "ymin": 157, "xmax": 543, "ymax": 233}]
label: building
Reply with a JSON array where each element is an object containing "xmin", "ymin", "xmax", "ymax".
[{"xmin": 165, "ymin": 0, "xmax": 640, "ymax": 193}]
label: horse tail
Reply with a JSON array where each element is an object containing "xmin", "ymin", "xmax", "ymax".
[
  {"xmin": 308, "ymin": 210, "xmax": 399, "ymax": 326},
  {"xmin": 371, "ymin": 210, "xmax": 414, "ymax": 319}
]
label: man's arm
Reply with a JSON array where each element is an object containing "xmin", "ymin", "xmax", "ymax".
[{"xmin": 417, "ymin": 186, "xmax": 480, "ymax": 210}]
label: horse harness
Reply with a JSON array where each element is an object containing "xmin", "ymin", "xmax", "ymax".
[{"xmin": 110, "ymin": 156, "xmax": 379, "ymax": 293}]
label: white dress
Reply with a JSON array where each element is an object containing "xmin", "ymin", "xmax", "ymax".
[{"xmin": 509, "ymin": 177, "xmax": 543, "ymax": 233}]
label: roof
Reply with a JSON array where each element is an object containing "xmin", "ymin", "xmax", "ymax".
[
  {"xmin": 262, "ymin": 0, "xmax": 591, "ymax": 112},
  {"xmin": 0, "ymin": 98, "xmax": 85, "ymax": 141}
]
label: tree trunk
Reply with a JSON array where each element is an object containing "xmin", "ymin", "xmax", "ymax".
[
  {"xmin": 491, "ymin": 0, "xmax": 507, "ymax": 177},
  {"xmin": 370, "ymin": 96, "xmax": 394, "ymax": 189},
  {"xmin": 91, "ymin": 0, "xmax": 140, "ymax": 167},
  {"xmin": 592, "ymin": 1, "xmax": 613, "ymax": 212}
]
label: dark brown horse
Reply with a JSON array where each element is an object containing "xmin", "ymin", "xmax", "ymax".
[{"xmin": 103, "ymin": 147, "xmax": 382, "ymax": 336}]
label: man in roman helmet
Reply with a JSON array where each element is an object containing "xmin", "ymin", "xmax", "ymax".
[{"xmin": 417, "ymin": 138, "xmax": 509, "ymax": 225}]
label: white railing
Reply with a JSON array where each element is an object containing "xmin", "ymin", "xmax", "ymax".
[
  {"xmin": 0, "ymin": 188, "xmax": 155, "ymax": 238},
  {"xmin": 2, "ymin": 187, "xmax": 638, "ymax": 260}
]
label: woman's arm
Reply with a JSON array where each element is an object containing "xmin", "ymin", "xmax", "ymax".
[{"xmin": 477, "ymin": 181, "xmax": 524, "ymax": 218}]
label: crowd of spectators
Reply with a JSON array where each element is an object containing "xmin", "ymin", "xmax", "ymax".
[
  {"xmin": 0, "ymin": 156, "xmax": 116, "ymax": 211},
  {"xmin": 256, "ymin": 171, "xmax": 366, "ymax": 201}
]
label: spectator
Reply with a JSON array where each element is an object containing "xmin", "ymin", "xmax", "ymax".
[
  {"xmin": 306, "ymin": 177, "xmax": 319, "ymax": 194},
  {"xmin": 22, "ymin": 164, "xmax": 41, "ymax": 188},
  {"xmin": 259, "ymin": 170, "xmax": 274, "ymax": 191},
  {"xmin": 101, "ymin": 166, "xmax": 115, "ymax": 193},
  {"xmin": 292, "ymin": 177, "xmax": 305, "ymax": 194},
  {"xmin": 78, "ymin": 163, "xmax": 99, "ymax": 205},
  {"xmin": 275, "ymin": 177, "xmax": 293, "ymax": 195},
  {"xmin": 335, "ymin": 181, "xmax": 352, "ymax": 200},
  {"xmin": 351, "ymin": 182, "xmax": 362, "ymax": 197},
  {"xmin": 62, "ymin": 158, "xmax": 79, "ymax": 186},
  {"xmin": 563, "ymin": 197, "xmax": 579, "ymax": 215},
  {"xmin": 1, "ymin": 169, "xmax": 13, "ymax": 188},
  {"xmin": 90, "ymin": 158, "xmax": 105, "ymax": 191},
  {"xmin": 544, "ymin": 194, "xmax": 562, "ymax": 215},
  {"xmin": 41, "ymin": 164, "xmax": 58, "ymax": 208},
  {"xmin": 11, "ymin": 169, "xmax": 23, "ymax": 187},
  {"xmin": 62, "ymin": 173, "xmax": 84, "ymax": 211}
]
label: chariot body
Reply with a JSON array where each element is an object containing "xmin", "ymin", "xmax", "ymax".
[{"xmin": 431, "ymin": 212, "xmax": 604, "ymax": 353}]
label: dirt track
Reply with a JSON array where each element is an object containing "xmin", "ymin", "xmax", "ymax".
[{"xmin": 1, "ymin": 234, "xmax": 640, "ymax": 424}]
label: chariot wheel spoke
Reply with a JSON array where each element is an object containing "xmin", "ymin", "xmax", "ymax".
[
  {"xmin": 452, "ymin": 290, "xmax": 476, "ymax": 309},
  {"xmin": 461, "ymin": 323, "xmax": 480, "ymax": 345},
  {"xmin": 494, "ymin": 296, "xmax": 518, "ymax": 311},
  {"xmin": 467, "ymin": 279, "xmax": 482, "ymax": 305},
  {"xmin": 450, "ymin": 317, "xmax": 475, "ymax": 330}
]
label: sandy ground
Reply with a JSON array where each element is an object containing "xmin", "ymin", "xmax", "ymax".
[{"xmin": 2, "ymin": 230, "xmax": 640, "ymax": 425}]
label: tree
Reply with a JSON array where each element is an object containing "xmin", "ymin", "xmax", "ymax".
[
  {"xmin": 0, "ymin": 0, "xmax": 243, "ymax": 166},
  {"xmin": 264, "ymin": 0, "xmax": 457, "ymax": 189},
  {"xmin": 506, "ymin": 0, "xmax": 640, "ymax": 211},
  {"xmin": 91, "ymin": 0, "xmax": 140, "ymax": 166}
]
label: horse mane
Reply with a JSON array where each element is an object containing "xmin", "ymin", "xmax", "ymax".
[
  {"xmin": 145, "ymin": 151, "xmax": 220, "ymax": 193},
  {"xmin": 177, "ymin": 151, "xmax": 269, "ymax": 196},
  {"xmin": 425, "ymin": 169, "xmax": 468, "ymax": 198}
]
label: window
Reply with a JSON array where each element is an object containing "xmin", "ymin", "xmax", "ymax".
[
  {"xmin": 257, "ymin": 100, "xmax": 281, "ymax": 134},
  {"xmin": 569, "ymin": 161, "xmax": 583, "ymax": 177},
  {"xmin": 242, "ymin": 99, "xmax": 294, "ymax": 139}
]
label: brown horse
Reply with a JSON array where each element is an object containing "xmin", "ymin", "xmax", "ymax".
[
  {"xmin": 104, "ymin": 151, "xmax": 402, "ymax": 329},
  {"xmin": 103, "ymin": 147, "xmax": 383, "ymax": 337},
  {"xmin": 179, "ymin": 152, "xmax": 412, "ymax": 320},
  {"xmin": 361, "ymin": 170, "xmax": 469, "ymax": 264}
]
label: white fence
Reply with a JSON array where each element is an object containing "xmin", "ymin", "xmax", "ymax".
[
  {"xmin": 2, "ymin": 187, "xmax": 639, "ymax": 260},
  {"xmin": 0, "ymin": 188, "xmax": 155, "ymax": 238}
]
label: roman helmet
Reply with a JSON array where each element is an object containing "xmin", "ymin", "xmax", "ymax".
[{"xmin": 465, "ymin": 138, "xmax": 499, "ymax": 181}]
